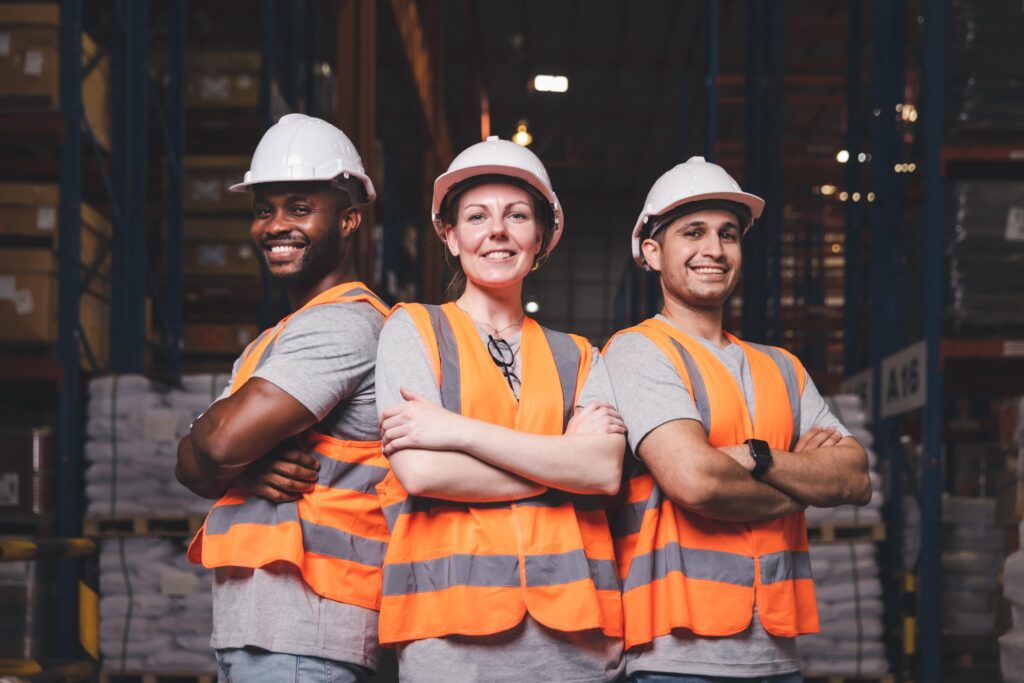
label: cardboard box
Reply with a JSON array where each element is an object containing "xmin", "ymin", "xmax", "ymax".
[
  {"xmin": 0, "ymin": 248, "xmax": 109, "ymax": 366},
  {"xmin": 184, "ymin": 157, "xmax": 252, "ymax": 213},
  {"xmin": 0, "ymin": 183, "xmax": 111, "ymax": 276},
  {"xmin": 183, "ymin": 218, "xmax": 259, "ymax": 276},
  {"xmin": 0, "ymin": 3, "xmax": 112, "ymax": 150},
  {"xmin": 186, "ymin": 51, "xmax": 260, "ymax": 109},
  {"xmin": 184, "ymin": 322, "xmax": 259, "ymax": 356}
]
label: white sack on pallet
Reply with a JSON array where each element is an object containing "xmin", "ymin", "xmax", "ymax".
[{"xmin": 99, "ymin": 539, "xmax": 215, "ymax": 674}]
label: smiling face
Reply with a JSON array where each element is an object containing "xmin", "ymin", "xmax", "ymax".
[
  {"xmin": 250, "ymin": 182, "xmax": 359, "ymax": 287},
  {"xmin": 443, "ymin": 182, "xmax": 544, "ymax": 292},
  {"xmin": 641, "ymin": 207, "xmax": 743, "ymax": 311}
]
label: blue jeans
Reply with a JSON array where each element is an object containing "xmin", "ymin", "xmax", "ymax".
[
  {"xmin": 215, "ymin": 647, "xmax": 373, "ymax": 683},
  {"xmin": 629, "ymin": 673, "xmax": 803, "ymax": 683}
]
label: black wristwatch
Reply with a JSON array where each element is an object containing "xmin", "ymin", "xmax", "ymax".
[{"xmin": 745, "ymin": 438, "xmax": 772, "ymax": 479}]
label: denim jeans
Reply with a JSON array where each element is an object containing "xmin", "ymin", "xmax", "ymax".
[
  {"xmin": 629, "ymin": 672, "xmax": 803, "ymax": 683},
  {"xmin": 215, "ymin": 647, "xmax": 373, "ymax": 683}
]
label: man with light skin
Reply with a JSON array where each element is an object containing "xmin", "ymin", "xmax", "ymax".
[{"xmin": 603, "ymin": 156, "xmax": 872, "ymax": 682}]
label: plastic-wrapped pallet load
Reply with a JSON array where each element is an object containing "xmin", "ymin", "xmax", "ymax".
[
  {"xmin": 799, "ymin": 394, "xmax": 888, "ymax": 676},
  {"xmin": 943, "ymin": 495, "xmax": 1002, "ymax": 636},
  {"xmin": 949, "ymin": 0, "xmax": 1024, "ymax": 134},
  {"xmin": 798, "ymin": 543, "xmax": 888, "ymax": 676},
  {"xmin": 948, "ymin": 181, "xmax": 1024, "ymax": 331},
  {"xmin": 1000, "ymin": 399, "xmax": 1024, "ymax": 682},
  {"xmin": 84, "ymin": 373, "xmax": 229, "ymax": 517},
  {"xmin": 99, "ymin": 538, "xmax": 214, "ymax": 673}
]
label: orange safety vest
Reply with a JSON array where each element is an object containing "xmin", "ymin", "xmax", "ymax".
[
  {"xmin": 188, "ymin": 282, "xmax": 392, "ymax": 610},
  {"xmin": 375, "ymin": 302, "xmax": 623, "ymax": 645},
  {"xmin": 606, "ymin": 318, "xmax": 819, "ymax": 649}
]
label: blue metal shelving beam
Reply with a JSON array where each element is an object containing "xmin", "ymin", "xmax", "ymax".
[
  {"xmin": 704, "ymin": 0, "xmax": 718, "ymax": 162},
  {"xmin": 742, "ymin": 0, "xmax": 767, "ymax": 343},
  {"xmin": 56, "ymin": 0, "xmax": 83, "ymax": 659},
  {"xmin": 766, "ymin": 1, "xmax": 784, "ymax": 345},
  {"xmin": 165, "ymin": 0, "xmax": 185, "ymax": 376},
  {"xmin": 843, "ymin": 1, "xmax": 863, "ymax": 374},
  {"xmin": 919, "ymin": 0, "xmax": 947, "ymax": 679},
  {"xmin": 110, "ymin": 0, "xmax": 149, "ymax": 373}
]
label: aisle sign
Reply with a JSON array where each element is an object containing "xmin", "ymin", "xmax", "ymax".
[
  {"xmin": 840, "ymin": 369, "xmax": 873, "ymax": 418},
  {"xmin": 880, "ymin": 340, "xmax": 927, "ymax": 418}
]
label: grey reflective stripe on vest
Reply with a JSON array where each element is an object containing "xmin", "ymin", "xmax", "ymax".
[
  {"xmin": 383, "ymin": 553, "xmax": 521, "ymax": 596},
  {"xmin": 299, "ymin": 518, "xmax": 387, "ymax": 567},
  {"xmin": 623, "ymin": 542, "xmax": 756, "ymax": 592},
  {"xmin": 423, "ymin": 305, "xmax": 462, "ymax": 413},
  {"xmin": 204, "ymin": 498, "xmax": 386, "ymax": 567},
  {"xmin": 310, "ymin": 450, "xmax": 389, "ymax": 495},
  {"xmin": 667, "ymin": 338, "xmax": 712, "ymax": 436},
  {"xmin": 760, "ymin": 549, "xmax": 813, "ymax": 584},
  {"xmin": 747, "ymin": 343, "xmax": 802, "ymax": 450},
  {"xmin": 611, "ymin": 484, "xmax": 664, "ymax": 539},
  {"xmin": 524, "ymin": 549, "xmax": 620, "ymax": 591},
  {"xmin": 245, "ymin": 325, "xmax": 281, "ymax": 374},
  {"xmin": 540, "ymin": 326, "xmax": 582, "ymax": 430},
  {"xmin": 205, "ymin": 497, "xmax": 300, "ymax": 534}
]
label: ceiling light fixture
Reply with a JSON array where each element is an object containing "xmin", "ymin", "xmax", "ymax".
[
  {"xmin": 512, "ymin": 120, "xmax": 533, "ymax": 147},
  {"xmin": 836, "ymin": 149, "xmax": 850, "ymax": 163},
  {"xmin": 533, "ymin": 74, "xmax": 569, "ymax": 93}
]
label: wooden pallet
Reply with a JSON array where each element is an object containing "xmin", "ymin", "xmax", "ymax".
[
  {"xmin": 84, "ymin": 515, "xmax": 204, "ymax": 538},
  {"xmin": 807, "ymin": 522, "xmax": 886, "ymax": 544},
  {"xmin": 803, "ymin": 675, "xmax": 894, "ymax": 683},
  {"xmin": 99, "ymin": 672, "xmax": 215, "ymax": 683},
  {"xmin": 0, "ymin": 512, "xmax": 56, "ymax": 536}
]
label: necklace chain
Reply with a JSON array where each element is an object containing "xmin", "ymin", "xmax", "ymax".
[{"xmin": 455, "ymin": 303, "xmax": 525, "ymax": 339}]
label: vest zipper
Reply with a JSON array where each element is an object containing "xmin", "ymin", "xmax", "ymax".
[{"xmin": 511, "ymin": 503, "xmax": 529, "ymax": 594}]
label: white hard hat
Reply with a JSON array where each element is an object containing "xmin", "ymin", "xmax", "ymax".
[
  {"xmin": 632, "ymin": 156, "xmax": 764, "ymax": 268},
  {"xmin": 230, "ymin": 113, "xmax": 376, "ymax": 203},
  {"xmin": 431, "ymin": 136, "xmax": 564, "ymax": 256}
]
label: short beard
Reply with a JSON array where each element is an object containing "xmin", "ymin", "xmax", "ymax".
[{"xmin": 271, "ymin": 224, "xmax": 344, "ymax": 289}]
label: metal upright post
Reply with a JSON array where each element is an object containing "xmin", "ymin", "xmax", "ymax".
[
  {"xmin": 165, "ymin": 0, "xmax": 185, "ymax": 376},
  {"xmin": 766, "ymin": 0, "xmax": 784, "ymax": 344},
  {"xmin": 282, "ymin": 0, "xmax": 300, "ymax": 111},
  {"xmin": 304, "ymin": 0, "xmax": 316, "ymax": 114},
  {"xmin": 843, "ymin": 1, "xmax": 863, "ymax": 374},
  {"xmin": 259, "ymin": 0, "xmax": 280, "ymax": 323},
  {"xmin": 742, "ymin": 0, "xmax": 767, "ymax": 342},
  {"xmin": 56, "ymin": 0, "xmax": 83, "ymax": 658},
  {"xmin": 919, "ymin": 0, "xmax": 946, "ymax": 679},
  {"xmin": 110, "ymin": 0, "xmax": 149, "ymax": 373},
  {"xmin": 704, "ymin": 0, "xmax": 718, "ymax": 162}
]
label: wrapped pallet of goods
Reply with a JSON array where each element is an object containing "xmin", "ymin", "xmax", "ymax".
[
  {"xmin": 1001, "ymin": 398, "xmax": 1024, "ymax": 682},
  {"xmin": 99, "ymin": 538, "xmax": 214, "ymax": 674},
  {"xmin": 948, "ymin": 181, "xmax": 1024, "ymax": 332},
  {"xmin": 948, "ymin": 0, "xmax": 1024, "ymax": 135},
  {"xmin": 799, "ymin": 394, "xmax": 888, "ymax": 677},
  {"xmin": 84, "ymin": 374, "xmax": 229, "ymax": 517},
  {"xmin": 943, "ymin": 495, "xmax": 1002, "ymax": 637}
]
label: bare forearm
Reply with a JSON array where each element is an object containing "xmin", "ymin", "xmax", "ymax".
[
  {"xmin": 388, "ymin": 448, "xmax": 547, "ymax": 502},
  {"xmin": 679, "ymin": 459, "xmax": 807, "ymax": 522},
  {"xmin": 174, "ymin": 434, "xmax": 244, "ymax": 499},
  {"xmin": 459, "ymin": 421, "xmax": 624, "ymax": 495},
  {"xmin": 761, "ymin": 440, "xmax": 871, "ymax": 507}
]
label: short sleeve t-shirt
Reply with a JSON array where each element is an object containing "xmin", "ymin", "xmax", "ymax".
[
  {"xmin": 208, "ymin": 301, "xmax": 385, "ymax": 669},
  {"xmin": 602, "ymin": 315, "xmax": 851, "ymax": 678},
  {"xmin": 373, "ymin": 307, "xmax": 625, "ymax": 683}
]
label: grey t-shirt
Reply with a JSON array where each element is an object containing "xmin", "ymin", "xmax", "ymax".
[
  {"xmin": 208, "ymin": 301, "xmax": 385, "ymax": 669},
  {"xmin": 602, "ymin": 314, "xmax": 850, "ymax": 678},
  {"xmin": 374, "ymin": 307, "xmax": 625, "ymax": 683}
]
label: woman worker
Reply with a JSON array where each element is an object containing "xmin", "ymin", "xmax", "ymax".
[{"xmin": 374, "ymin": 136, "xmax": 627, "ymax": 682}]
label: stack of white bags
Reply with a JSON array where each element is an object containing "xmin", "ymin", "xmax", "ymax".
[
  {"xmin": 806, "ymin": 394, "xmax": 884, "ymax": 526},
  {"xmin": 99, "ymin": 538, "xmax": 215, "ymax": 673},
  {"xmin": 85, "ymin": 373, "xmax": 229, "ymax": 516},
  {"xmin": 943, "ymin": 495, "xmax": 1002, "ymax": 636},
  {"xmin": 1000, "ymin": 398, "xmax": 1024, "ymax": 682},
  {"xmin": 798, "ymin": 394, "xmax": 888, "ymax": 676}
]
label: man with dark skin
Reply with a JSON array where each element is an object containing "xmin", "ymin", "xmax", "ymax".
[{"xmin": 176, "ymin": 114, "xmax": 390, "ymax": 683}]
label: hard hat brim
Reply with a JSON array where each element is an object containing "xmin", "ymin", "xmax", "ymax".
[
  {"xmin": 631, "ymin": 190, "xmax": 765, "ymax": 268},
  {"xmin": 229, "ymin": 172, "xmax": 377, "ymax": 204}
]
